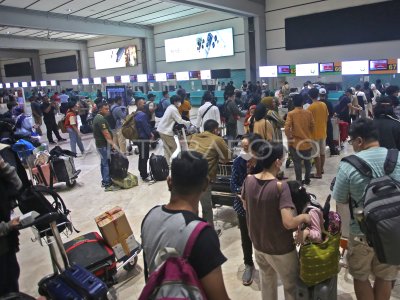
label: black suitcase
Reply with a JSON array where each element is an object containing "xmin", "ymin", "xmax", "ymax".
[
  {"xmin": 211, "ymin": 163, "xmax": 235, "ymax": 207},
  {"xmin": 41, "ymin": 264, "xmax": 108, "ymax": 300},
  {"xmin": 149, "ymin": 153, "xmax": 169, "ymax": 181},
  {"xmin": 64, "ymin": 232, "xmax": 117, "ymax": 285},
  {"xmin": 296, "ymin": 275, "xmax": 337, "ymax": 300},
  {"xmin": 80, "ymin": 124, "xmax": 93, "ymax": 134},
  {"xmin": 52, "ymin": 156, "xmax": 80, "ymax": 186},
  {"xmin": 109, "ymin": 151, "xmax": 129, "ymax": 180}
]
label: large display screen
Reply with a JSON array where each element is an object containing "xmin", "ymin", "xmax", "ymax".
[
  {"xmin": 342, "ymin": 60, "xmax": 369, "ymax": 75},
  {"xmin": 94, "ymin": 46, "xmax": 137, "ymax": 70},
  {"xmin": 165, "ymin": 28, "xmax": 234, "ymax": 63},
  {"xmin": 319, "ymin": 63, "xmax": 334, "ymax": 73},
  {"xmin": 277, "ymin": 65, "xmax": 290, "ymax": 75},
  {"xmin": 259, "ymin": 66, "xmax": 277, "ymax": 78},
  {"xmin": 106, "ymin": 86, "xmax": 127, "ymax": 104},
  {"xmin": 369, "ymin": 59, "xmax": 388, "ymax": 71},
  {"xmin": 296, "ymin": 63, "xmax": 319, "ymax": 76}
]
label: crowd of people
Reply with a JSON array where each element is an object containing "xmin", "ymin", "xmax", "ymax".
[{"xmin": 1, "ymin": 77, "xmax": 400, "ymax": 299}]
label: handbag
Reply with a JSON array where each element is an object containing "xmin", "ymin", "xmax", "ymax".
[{"xmin": 299, "ymin": 231, "xmax": 340, "ymax": 286}]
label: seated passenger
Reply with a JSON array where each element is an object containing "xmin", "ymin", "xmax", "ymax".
[
  {"xmin": 14, "ymin": 107, "xmax": 34, "ymax": 137},
  {"xmin": 141, "ymin": 151, "xmax": 230, "ymax": 300}
]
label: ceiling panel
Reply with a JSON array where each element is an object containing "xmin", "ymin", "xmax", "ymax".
[
  {"xmin": 128, "ymin": 6, "xmax": 199, "ymax": 23},
  {"xmin": 71, "ymin": 0, "xmax": 134, "ymax": 17},
  {"xmin": 0, "ymin": 0, "xmax": 37, "ymax": 8},
  {"xmin": 105, "ymin": 2, "xmax": 174, "ymax": 21},
  {"xmin": 96, "ymin": 0, "xmax": 161, "ymax": 20},
  {"xmin": 138, "ymin": 8, "xmax": 206, "ymax": 25},
  {"xmin": 50, "ymin": 0, "xmax": 102, "ymax": 14},
  {"xmin": 26, "ymin": 0, "xmax": 74, "ymax": 11}
]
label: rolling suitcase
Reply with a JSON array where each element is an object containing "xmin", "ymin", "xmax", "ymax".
[
  {"xmin": 52, "ymin": 156, "xmax": 78, "ymax": 183},
  {"xmin": 211, "ymin": 163, "xmax": 235, "ymax": 207},
  {"xmin": 32, "ymin": 163, "xmax": 58, "ymax": 186},
  {"xmin": 80, "ymin": 124, "xmax": 93, "ymax": 134},
  {"xmin": 64, "ymin": 232, "xmax": 117, "ymax": 285},
  {"xmin": 296, "ymin": 276, "xmax": 337, "ymax": 300},
  {"xmin": 43, "ymin": 264, "xmax": 108, "ymax": 300},
  {"xmin": 110, "ymin": 151, "xmax": 129, "ymax": 180},
  {"xmin": 339, "ymin": 121, "xmax": 349, "ymax": 143},
  {"xmin": 331, "ymin": 117, "xmax": 340, "ymax": 147}
]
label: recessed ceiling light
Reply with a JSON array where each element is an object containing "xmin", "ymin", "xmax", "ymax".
[
  {"xmin": 66, "ymin": 8, "xmax": 72, "ymax": 12},
  {"xmin": 6, "ymin": 31, "xmax": 10, "ymax": 34}
]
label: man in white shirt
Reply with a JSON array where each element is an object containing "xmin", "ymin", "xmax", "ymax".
[
  {"xmin": 157, "ymin": 95, "xmax": 191, "ymax": 165},
  {"xmin": 355, "ymin": 85, "xmax": 367, "ymax": 119},
  {"xmin": 59, "ymin": 90, "xmax": 69, "ymax": 114},
  {"xmin": 196, "ymin": 91, "xmax": 220, "ymax": 132}
]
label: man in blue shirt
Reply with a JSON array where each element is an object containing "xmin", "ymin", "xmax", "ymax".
[
  {"xmin": 333, "ymin": 118, "xmax": 400, "ymax": 300},
  {"xmin": 134, "ymin": 98, "xmax": 153, "ymax": 182}
]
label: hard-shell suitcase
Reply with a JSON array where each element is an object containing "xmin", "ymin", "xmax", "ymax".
[
  {"xmin": 339, "ymin": 121, "xmax": 349, "ymax": 143},
  {"xmin": 52, "ymin": 156, "xmax": 78, "ymax": 183},
  {"xmin": 32, "ymin": 163, "xmax": 58, "ymax": 186},
  {"xmin": 64, "ymin": 232, "xmax": 117, "ymax": 285},
  {"xmin": 110, "ymin": 151, "xmax": 129, "ymax": 180},
  {"xmin": 331, "ymin": 117, "xmax": 340, "ymax": 146},
  {"xmin": 43, "ymin": 264, "xmax": 108, "ymax": 300},
  {"xmin": 296, "ymin": 275, "xmax": 337, "ymax": 300},
  {"xmin": 149, "ymin": 153, "xmax": 169, "ymax": 181}
]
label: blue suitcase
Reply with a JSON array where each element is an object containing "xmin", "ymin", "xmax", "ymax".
[
  {"xmin": 296, "ymin": 275, "xmax": 337, "ymax": 300},
  {"xmin": 43, "ymin": 264, "xmax": 108, "ymax": 300}
]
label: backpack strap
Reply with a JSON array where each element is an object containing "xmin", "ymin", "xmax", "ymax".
[
  {"xmin": 341, "ymin": 155, "xmax": 373, "ymax": 178},
  {"xmin": 182, "ymin": 220, "xmax": 209, "ymax": 259},
  {"xmin": 201, "ymin": 104, "xmax": 214, "ymax": 122},
  {"xmin": 384, "ymin": 149, "xmax": 398, "ymax": 175}
]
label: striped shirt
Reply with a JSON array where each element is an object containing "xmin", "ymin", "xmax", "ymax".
[{"xmin": 333, "ymin": 147, "xmax": 400, "ymax": 235}]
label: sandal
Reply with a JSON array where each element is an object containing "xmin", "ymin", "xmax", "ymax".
[{"xmin": 309, "ymin": 174, "xmax": 322, "ymax": 179}]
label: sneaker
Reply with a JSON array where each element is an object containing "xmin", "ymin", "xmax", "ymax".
[
  {"xmin": 302, "ymin": 179, "xmax": 311, "ymax": 186},
  {"xmin": 104, "ymin": 185, "xmax": 120, "ymax": 192},
  {"xmin": 58, "ymin": 138, "xmax": 67, "ymax": 142},
  {"xmin": 142, "ymin": 176, "xmax": 152, "ymax": 182},
  {"xmin": 242, "ymin": 264, "xmax": 255, "ymax": 286},
  {"xmin": 49, "ymin": 141, "xmax": 56, "ymax": 145}
]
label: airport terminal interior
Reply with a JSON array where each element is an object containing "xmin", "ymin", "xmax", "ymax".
[{"xmin": 1, "ymin": 0, "xmax": 400, "ymax": 299}]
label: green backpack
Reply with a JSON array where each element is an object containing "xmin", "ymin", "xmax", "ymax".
[{"xmin": 121, "ymin": 112, "xmax": 139, "ymax": 140}]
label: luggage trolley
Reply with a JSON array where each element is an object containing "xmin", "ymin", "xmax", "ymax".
[{"xmin": 211, "ymin": 162, "xmax": 236, "ymax": 207}]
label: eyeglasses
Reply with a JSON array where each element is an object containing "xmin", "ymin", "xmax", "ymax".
[{"xmin": 348, "ymin": 138, "xmax": 355, "ymax": 145}]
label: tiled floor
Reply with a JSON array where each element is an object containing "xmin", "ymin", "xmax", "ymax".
[{"xmin": 15, "ymin": 109, "xmax": 400, "ymax": 299}]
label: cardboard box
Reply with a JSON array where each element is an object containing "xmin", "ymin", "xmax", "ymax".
[{"xmin": 95, "ymin": 207, "xmax": 139, "ymax": 260}]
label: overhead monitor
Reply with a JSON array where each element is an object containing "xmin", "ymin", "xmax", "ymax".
[
  {"xmin": 166, "ymin": 73, "xmax": 175, "ymax": 80},
  {"xmin": 30, "ymin": 81, "xmax": 37, "ymax": 87},
  {"xmin": 106, "ymin": 76, "xmax": 115, "ymax": 84},
  {"xmin": 121, "ymin": 75, "xmax": 130, "ymax": 83},
  {"xmin": 165, "ymin": 28, "xmax": 234, "ymax": 62},
  {"xmin": 21, "ymin": 82, "xmax": 28, "ymax": 88},
  {"xmin": 176, "ymin": 71, "xmax": 190, "ymax": 81},
  {"xmin": 211, "ymin": 69, "xmax": 231, "ymax": 79},
  {"xmin": 200, "ymin": 70, "xmax": 211, "ymax": 80},
  {"xmin": 5, "ymin": 83, "xmax": 10, "ymax": 88},
  {"xmin": 277, "ymin": 65, "xmax": 291, "ymax": 75},
  {"xmin": 341, "ymin": 60, "xmax": 369, "ymax": 75},
  {"xmin": 106, "ymin": 86, "xmax": 127, "ymax": 105},
  {"xmin": 369, "ymin": 59, "xmax": 388, "ymax": 71},
  {"xmin": 319, "ymin": 62, "xmax": 334, "ymax": 73},
  {"xmin": 296, "ymin": 63, "xmax": 319, "ymax": 76},
  {"xmin": 129, "ymin": 75, "xmax": 137, "ymax": 82},
  {"xmin": 50, "ymin": 80, "xmax": 57, "ymax": 86},
  {"xmin": 155, "ymin": 73, "xmax": 167, "ymax": 82},
  {"xmin": 259, "ymin": 66, "xmax": 278, "ymax": 78},
  {"xmin": 82, "ymin": 78, "xmax": 90, "ymax": 85},
  {"xmin": 94, "ymin": 46, "xmax": 138, "ymax": 70},
  {"xmin": 93, "ymin": 77, "xmax": 101, "ymax": 84},
  {"xmin": 0, "ymin": 83, "xmax": 3, "ymax": 89},
  {"xmin": 72, "ymin": 79, "xmax": 79, "ymax": 85},
  {"xmin": 189, "ymin": 71, "xmax": 200, "ymax": 79},
  {"xmin": 13, "ymin": 82, "xmax": 19, "ymax": 88},
  {"xmin": 40, "ymin": 81, "xmax": 47, "ymax": 87},
  {"xmin": 147, "ymin": 74, "xmax": 155, "ymax": 82},
  {"xmin": 137, "ymin": 74, "xmax": 148, "ymax": 83}
]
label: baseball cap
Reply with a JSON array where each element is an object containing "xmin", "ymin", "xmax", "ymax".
[{"xmin": 319, "ymin": 88, "xmax": 326, "ymax": 95}]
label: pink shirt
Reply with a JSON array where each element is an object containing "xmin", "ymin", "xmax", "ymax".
[{"xmin": 300, "ymin": 207, "xmax": 324, "ymax": 243}]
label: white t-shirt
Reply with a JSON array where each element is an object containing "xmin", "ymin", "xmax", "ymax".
[
  {"xmin": 196, "ymin": 102, "xmax": 220, "ymax": 132},
  {"xmin": 157, "ymin": 105, "xmax": 191, "ymax": 136}
]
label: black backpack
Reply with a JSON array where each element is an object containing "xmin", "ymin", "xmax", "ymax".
[
  {"xmin": 341, "ymin": 149, "xmax": 400, "ymax": 264},
  {"xmin": 149, "ymin": 153, "xmax": 169, "ymax": 181},
  {"xmin": 18, "ymin": 184, "xmax": 73, "ymax": 237},
  {"xmin": 109, "ymin": 150, "xmax": 129, "ymax": 180},
  {"xmin": 105, "ymin": 106, "xmax": 118, "ymax": 130}
]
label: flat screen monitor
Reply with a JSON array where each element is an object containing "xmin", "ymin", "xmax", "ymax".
[
  {"xmin": 5, "ymin": 83, "xmax": 10, "ymax": 89},
  {"xmin": 166, "ymin": 73, "xmax": 175, "ymax": 80},
  {"xmin": 21, "ymin": 82, "xmax": 28, "ymax": 88},
  {"xmin": 147, "ymin": 74, "xmax": 156, "ymax": 82},
  {"xmin": 319, "ymin": 63, "xmax": 334, "ymax": 73},
  {"xmin": 189, "ymin": 71, "xmax": 200, "ymax": 79},
  {"xmin": 277, "ymin": 65, "xmax": 290, "ymax": 75},
  {"xmin": 72, "ymin": 79, "xmax": 79, "ymax": 85},
  {"xmin": 13, "ymin": 82, "xmax": 19, "ymax": 88},
  {"xmin": 296, "ymin": 63, "xmax": 319, "ymax": 76},
  {"xmin": 121, "ymin": 75, "xmax": 130, "ymax": 83},
  {"xmin": 137, "ymin": 74, "xmax": 148, "ymax": 83},
  {"xmin": 342, "ymin": 60, "xmax": 369, "ymax": 75},
  {"xmin": 176, "ymin": 71, "xmax": 189, "ymax": 81},
  {"xmin": 155, "ymin": 73, "xmax": 167, "ymax": 82},
  {"xmin": 93, "ymin": 77, "xmax": 101, "ymax": 84},
  {"xmin": 0, "ymin": 83, "xmax": 3, "ymax": 89},
  {"xmin": 200, "ymin": 70, "xmax": 211, "ymax": 80},
  {"xmin": 130, "ymin": 75, "xmax": 137, "ymax": 82},
  {"xmin": 40, "ymin": 81, "xmax": 47, "ymax": 87},
  {"xmin": 50, "ymin": 80, "xmax": 57, "ymax": 86},
  {"xmin": 259, "ymin": 66, "xmax": 277, "ymax": 78},
  {"xmin": 106, "ymin": 76, "xmax": 115, "ymax": 84},
  {"xmin": 106, "ymin": 86, "xmax": 127, "ymax": 105},
  {"xmin": 30, "ymin": 81, "xmax": 37, "ymax": 87},
  {"xmin": 369, "ymin": 59, "xmax": 388, "ymax": 71},
  {"xmin": 82, "ymin": 78, "xmax": 90, "ymax": 85},
  {"xmin": 165, "ymin": 28, "xmax": 234, "ymax": 62},
  {"xmin": 211, "ymin": 69, "xmax": 231, "ymax": 79},
  {"xmin": 94, "ymin": 46, "xmax": 138, "ymax": 70}
]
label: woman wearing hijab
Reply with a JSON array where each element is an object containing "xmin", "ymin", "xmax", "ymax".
[
  {"xmin": 244, "ymin": 105, "xmax": 256, "ymax": 133},
  {"xmin": 253, "ymin": 104, "xmax": 274, "ymax": 141},
  {"xmin": 261, "ymin": 96, "xmax": 285, "ymax": 143}
]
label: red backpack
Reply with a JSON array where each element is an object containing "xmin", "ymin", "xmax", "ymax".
[{"xmin": 139, "ymin": 221, "xmax": 209, "ymax": 300}]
